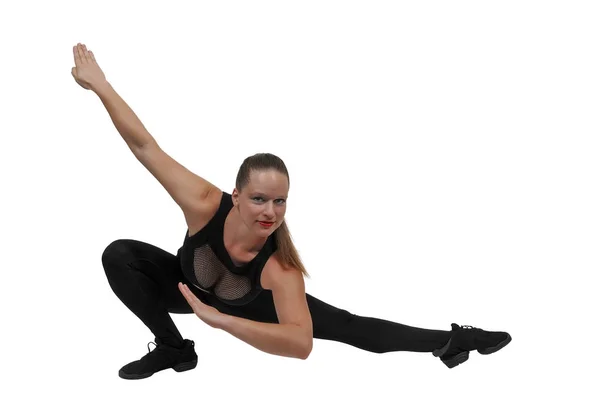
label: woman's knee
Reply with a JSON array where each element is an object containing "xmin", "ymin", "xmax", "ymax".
[
  {"xmin": 101, "ymin": 239, "xmax": 137, "ymax": 269},
  {"xmin": 307, "ymin": 295, "xmax": 355, "ymax": 328}
]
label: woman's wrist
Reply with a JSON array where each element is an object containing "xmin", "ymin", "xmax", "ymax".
[{"xmin": 92, "ymin": 79, "xmax": 112, "ymax": 96}]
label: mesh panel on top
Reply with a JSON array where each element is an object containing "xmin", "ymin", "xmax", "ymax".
[{"xmin": 192, "ymin": 243, "xmax": 252, "ymax": 301}]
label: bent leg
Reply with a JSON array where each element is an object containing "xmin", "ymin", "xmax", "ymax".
[
  {"xmin": 101, "ymin": 239, "xmax": 205, "ymax": 347},
  {"xmin": 307, "ymin": 294, "xmax": 451, "ymax": 353}
]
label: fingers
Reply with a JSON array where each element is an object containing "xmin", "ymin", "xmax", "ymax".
[
  {"xmin": 89, "ymin": 50, "xmax": 96, "ymax": 63},
  {"xmin": 82, "ymin": 44, "xmax": 93, "ymax": 63},
  {"xmin": 73, "ymin": 45, "xmax": 81, "ymax": 66},
  {"xmin": 73, "ymin": 43, "xmax": 93, "ymax": 65},
  {"xmin": 77, "ymin": 43, "xmax": 87, "ymax": 64},
  {"xmin": 179, "ymin": 282, "xmax": 200, "ymax": 308}
]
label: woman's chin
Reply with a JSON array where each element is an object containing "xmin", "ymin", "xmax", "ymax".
[{"xmin": 256, "ymin": 225, "xmax": 275, "ymax": 235}]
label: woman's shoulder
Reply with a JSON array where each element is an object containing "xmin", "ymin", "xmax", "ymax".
[
  {"xmin": 260, "ymin": 255, "xmax": 300, "ymax": 290},
  {"xmin": 186, "ymin": 188, "xmax": 226, "ymax": 237}
]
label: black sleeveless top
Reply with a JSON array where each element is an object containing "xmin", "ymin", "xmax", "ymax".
[{"xmin": 177, "ymin": 191, "xmax": 278, "ymax": 306}]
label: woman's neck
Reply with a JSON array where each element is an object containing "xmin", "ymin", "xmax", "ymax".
[{"xmin": 224, "ymin": 207, "xmax": 268, "ymax": 254}]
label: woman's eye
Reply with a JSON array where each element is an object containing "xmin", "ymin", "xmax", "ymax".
[{"xmin": 253, "ymin": 197, "xmax": 285, "ymax": 204}]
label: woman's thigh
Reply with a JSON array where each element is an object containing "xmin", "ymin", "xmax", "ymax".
[
  {"xmin": 101, "ymin": 239, "xmax": 209, "ymax": 313},
  {"xmin": 204, "ymin": 291, "xmax": 349, "ymax": 330}
]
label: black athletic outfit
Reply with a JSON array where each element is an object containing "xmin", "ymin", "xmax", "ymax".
[{"xmin": 101, "ymin": 191, "xmax": 451, "ymax": 354}]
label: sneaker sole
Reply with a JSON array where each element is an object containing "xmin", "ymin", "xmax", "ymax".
[
  {"xmin": 173, "ymin": 359, "xmax": 198, "ymax": 372},
  {"xmin": 440, "ymin": 351, "xmax": 469, "ymax": 369},
  {"xmin": 433, "ymin": 333, "xmax": 512, "ymax": 369},
  {"xmin": 118, "ymin": 359, "xmax": 198, "ymax": 380}
]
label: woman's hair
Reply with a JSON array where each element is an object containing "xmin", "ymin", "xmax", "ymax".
[{"xmin": 235, "ymin": 153, "xmax": 310, "ymax": 278}]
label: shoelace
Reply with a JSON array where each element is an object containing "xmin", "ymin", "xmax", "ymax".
[
  {"xmin": 141, "ymin": 341, "xmax": 175, "ymax": 361},
  {"xmin": 147, "ymin": 341, "xmax": 157, "ymax": 353},
  {"xmin": 145, "ymin": 340, "xmax": 191, "ymax": 354},
  {"xmin": 458, "ymin": 324, "xmax": 485, "ymax": 332}
]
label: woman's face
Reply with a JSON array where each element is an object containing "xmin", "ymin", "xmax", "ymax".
[{"xmin": 232, "ymin": 169, "xmax": 289, "ymax": 235}]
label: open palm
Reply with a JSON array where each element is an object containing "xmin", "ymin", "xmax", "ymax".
[
  {"xmin": 178, "ymin": 282, "xmax": 225, "ymax": 329},
  {"xmin": 71, "ymin": 43, "xmax": 106, "ymax": 91}
]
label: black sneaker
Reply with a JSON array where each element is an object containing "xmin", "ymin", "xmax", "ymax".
[
  {"xmin": 432, "ymin": 323, "xmax": 512, "ymax": 369},
  {"xmin": 118, "ymin": 338, "xmax": 198, "ymax": 380}
]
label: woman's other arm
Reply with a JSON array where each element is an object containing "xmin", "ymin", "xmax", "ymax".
[{"xmin": 71, "ymin": 42, "xmax": 218, "ymax": 222}]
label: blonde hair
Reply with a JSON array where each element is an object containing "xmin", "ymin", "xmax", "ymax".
[{"xmin": 235, "ymin": 153, "xmax": 310, "ymax": 278}]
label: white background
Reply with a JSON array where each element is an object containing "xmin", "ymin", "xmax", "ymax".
[{"xmin": 1, "ymin": 0, "xmax": 598, "ymax": 396}]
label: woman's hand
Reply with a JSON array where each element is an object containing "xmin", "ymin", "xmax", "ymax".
[
  {"xmin": 71, "ymin": 43, "xmax": 107, "ymax": 91},
  {"xmin": 178, "ymin": 282, "xmax": 226, "ymax": 329}
]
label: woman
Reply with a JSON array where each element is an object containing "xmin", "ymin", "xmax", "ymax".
[{"xmin": 72, "ymin": 43, "xmax": 511, "ymax": 380}]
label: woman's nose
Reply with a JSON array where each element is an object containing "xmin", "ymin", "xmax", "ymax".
[{"xmin": 263, "ymin": 203, "xmax": 275, "ymax": 217}]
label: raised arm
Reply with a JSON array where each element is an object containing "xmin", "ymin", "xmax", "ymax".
[
  {"xmin": 71, "ymin": 43, "xmax": 218, "ymax": 221},
  {"xmin": 71, "ymin": 43, "xmax": 151, "ymax": 151}
]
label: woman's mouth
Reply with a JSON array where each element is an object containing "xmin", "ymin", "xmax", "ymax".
[{"xmin": 259, "ymin": 221, "xmax": 274, "ymax": 228}]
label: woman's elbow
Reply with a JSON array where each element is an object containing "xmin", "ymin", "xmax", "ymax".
[{"xmin": 299, "ymin": 339, "xmax": 313, "ymax": 360}]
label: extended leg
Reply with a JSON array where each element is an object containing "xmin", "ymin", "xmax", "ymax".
[{"xmin": 307, "ymin": 294, "xmax": 451, "ymax": 353}]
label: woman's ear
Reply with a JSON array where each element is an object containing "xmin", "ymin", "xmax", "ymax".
[{"xmin": 232, "ymin": 188, "xmax": 239, "ymax": 207}]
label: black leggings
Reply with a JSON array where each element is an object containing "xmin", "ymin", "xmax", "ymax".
[{"xmin": 101, "ymin": 239, "xmax": 451, "ymax": 354}]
